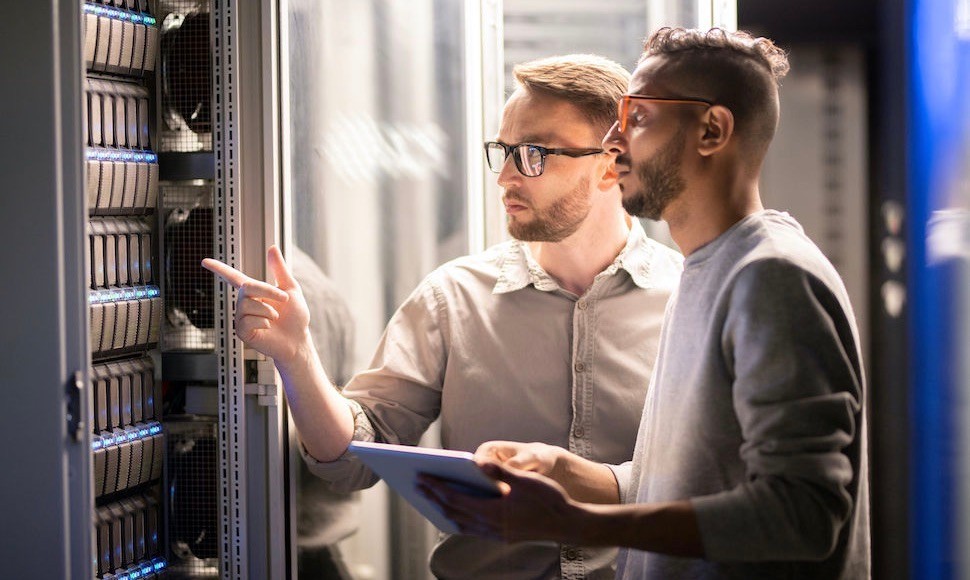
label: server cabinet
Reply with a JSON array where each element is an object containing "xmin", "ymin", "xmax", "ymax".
[{"xmin": 0, "ymin": 0, "xmax": 287, "ymax": 578}]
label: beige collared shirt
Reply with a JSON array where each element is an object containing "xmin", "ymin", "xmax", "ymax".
[{"xmin": 303, "ymin": 219, "xmax": 683, "ymax": 579}]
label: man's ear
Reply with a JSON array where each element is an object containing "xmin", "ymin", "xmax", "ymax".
[
  {"xmin": 697, "ymin": 105, "xmax": 734, "ymax": 157},
  {"xmin": 597, "ymin": 157, "xmax": 619, "ymax": 192}
]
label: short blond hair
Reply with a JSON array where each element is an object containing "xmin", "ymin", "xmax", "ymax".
[{"xmin": 513, "ymin": 54, "xmax": 630, "ymax": 136}]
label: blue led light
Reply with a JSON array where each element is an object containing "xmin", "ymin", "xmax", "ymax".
[
  {"xmin": 130, "ymin": 569, "xmax": 142, "ymax": 578},
  {"xmin": 127, "ymin": 432, "xmax": 137, "ymax": 441},
  {"xmin": 92, "ymin": 439, "xmax": 103, "ymax": 451},
  {"xmin": 138, "ymin": 429, "xmax": 149, "ymax": 437},
  {"xmin": 145, "ymin": 153, "xmax": 158, "ymax": 163},
  {"xmin": 149, "ymin": 425, "xmax": 161, "ymax": 435}
]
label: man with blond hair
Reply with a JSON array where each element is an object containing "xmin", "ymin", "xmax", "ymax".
[
  {"xmin": 424, "ymin": 28, "xmax": 871, "ymax": 579},
  {"xmin": 204, "ymin": 54, "xmax": 683, "ymax": 579}
]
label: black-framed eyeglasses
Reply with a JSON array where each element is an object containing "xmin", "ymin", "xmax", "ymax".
[
  {"xmin": 617, "ymin": 94, "xmax": 714, "ymax": 133},
  {"xmin": 484, "ymin": 141, "xmax": 604, "ymax": 177}
]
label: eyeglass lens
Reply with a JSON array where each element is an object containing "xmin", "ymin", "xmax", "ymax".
[{"xmin": 485, "ymin": 143, "xmax": 544, "ymax": 177}]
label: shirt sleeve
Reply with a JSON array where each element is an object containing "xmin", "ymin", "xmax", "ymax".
[
  {"xmin": 300, "ymin": 274, "xmax": 450, "ymax": 492},
  {"xmin": 691, "ymin": 258, "xmax": 865, "ymax": 562},
  {"xmin": 606, "ymin": 461, "xmax": 634, "ymax": 504}
]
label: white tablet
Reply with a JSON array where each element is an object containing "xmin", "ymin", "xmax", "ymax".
[{"xmin": 348, "ymin": 441, "xmax": 502, "ymax": 534}]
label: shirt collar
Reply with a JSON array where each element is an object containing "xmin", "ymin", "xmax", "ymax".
[{"xmin": 492, "ymin": 219, "xmax": 664, "ymax": 295}]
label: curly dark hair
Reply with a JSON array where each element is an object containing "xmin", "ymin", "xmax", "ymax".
[
  {"xmin": 640, "ymin": 27, "xmax": 790, "ymax": 154},
  {"xmin": 643, "ymin": 27, "xmax": 789, "ymax": 82}
]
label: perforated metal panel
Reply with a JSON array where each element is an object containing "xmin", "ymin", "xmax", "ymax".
[
  {"xmin": 159, "ymin": 0, "xmax": 213, "ymax": 152},
  {"xmin": 165, "ymin": 418, "xmax": 220, "ymax": 578},
  {"xmin": 161, "ymin": 182, "xmax": 216, "ymax": 351},
  {"xmin": 211, "ymin": 1, "xmax": 248, "ymax": 577}
]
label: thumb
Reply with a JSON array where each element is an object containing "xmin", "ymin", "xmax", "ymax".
[
  {"xmin": 267, "ymin": 246, "xmax": 299, "ymax": 291},
  {"xmin": 480, "ymin": 461, "xmax": 520, "ymax": 484}
]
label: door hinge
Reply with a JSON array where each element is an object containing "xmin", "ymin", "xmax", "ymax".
[
  {"xmin": 67, "ymin": 371, "xmax": 84, "ymax": 441},
  {"xmin": 244, "ymin": 348, "xmax": 279, "ymax": 407}
]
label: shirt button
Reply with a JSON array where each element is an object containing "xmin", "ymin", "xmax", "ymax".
[
  {"xmin": 574, "ymin": 362, "xmax": 586, "ymax": 373},
  {"xmin": 573, "ymin": 426, "xmax": 586, "ymax": 438},
  {"xmin": 577, "ymin": 299, "xmax": 588, "ymax": 310},
  {"xmin": 564, "ymin": 548, "xmax": 580, "ymax": 560}
]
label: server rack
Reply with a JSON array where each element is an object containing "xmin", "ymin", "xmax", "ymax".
[{"xmin": 83, "ymin": 3, "xmax": 166, "ymax": 578}]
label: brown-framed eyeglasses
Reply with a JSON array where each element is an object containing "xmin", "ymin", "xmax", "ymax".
[{"xmin": 617, "ymin": 94, "xmax": 714, "ymax": 133}]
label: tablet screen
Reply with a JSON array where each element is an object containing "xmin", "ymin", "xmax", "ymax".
[{"xmin": 348, "ymin": 441, "xmax": 502, "ymax": 534}]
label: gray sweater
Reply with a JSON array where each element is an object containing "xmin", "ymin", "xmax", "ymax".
[{"xmin": 613, "ymin": 211, "xmax": 870, "ymax": 579}]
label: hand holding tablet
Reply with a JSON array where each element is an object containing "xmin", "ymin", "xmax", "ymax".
[{"xmin": 348, "ymin": 441, "xmax": 502, "ymax": 534}]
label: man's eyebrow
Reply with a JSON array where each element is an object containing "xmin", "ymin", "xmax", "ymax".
[{"xmin": 496, "ymin": 132, "xmax": 560, "ymax": 145}]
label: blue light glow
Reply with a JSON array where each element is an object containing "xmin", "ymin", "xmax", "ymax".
[
  {"xmin": 82, "ymin": 3, "xmax": 155, "ymax": 27},
  {"xmin": 103, "ymin": 437, "xmax": 115, "ymax": 446},
  {"xmin": 138, "ymin": 429, "xmax": 149, "ymax": 437},
  {"xmin": 92, "ymin": 439, "xmax": 103, "ymax": 451},
  {"xmin": 85, "ymin": 148, "xmax": 160, "ymax": 164},
  {"xmin": 89, "ymin": 285, "xmax": 160, "ymax": 305}
]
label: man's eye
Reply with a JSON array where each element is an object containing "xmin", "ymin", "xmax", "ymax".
[{"xmin": 626, "ymin": 106, "xmax": 649, "ymax": 127}]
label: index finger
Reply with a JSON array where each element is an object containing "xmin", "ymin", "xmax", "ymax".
[{"xmin": 201, "ymin": 258, "xmax": 251, "ymax": 289}]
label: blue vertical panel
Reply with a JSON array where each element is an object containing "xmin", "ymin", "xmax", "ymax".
[{"xmin": 909, "ymin": 0, "xmax": 970, "ymax": 578}]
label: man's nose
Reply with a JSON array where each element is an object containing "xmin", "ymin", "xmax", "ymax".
[
  {"xmin": 602, "ymin": 121, "xmax": 625, "ymax": 155},
  {"xmin": 496, "ymin": 153, "xmax": 522, "ymax": 189}
]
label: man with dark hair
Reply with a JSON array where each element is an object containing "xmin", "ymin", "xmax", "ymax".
[
  {"xmin": 422, "ymin": 28, "xmax": 871, "ymax": 579},
  {"xmin": 203, "ymin": 54, "xmax": 683, "ymax": 579}
]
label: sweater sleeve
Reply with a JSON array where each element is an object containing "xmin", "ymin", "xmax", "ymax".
[
  {"xmin": 692, "ymin": 258, "xmax": 864, "ymax": 561},
  {"xmin": 301, "ymin": 274, "xmax": 450, "ymax": 492}
]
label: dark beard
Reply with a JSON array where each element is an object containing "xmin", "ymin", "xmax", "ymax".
[
  {"xmin": 508, "ymin": 176, "xmax": 591, "ymax": 242},
  {"xmin": 622, "ymin": 128, "xmax": 686, "ymax": 220}
]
